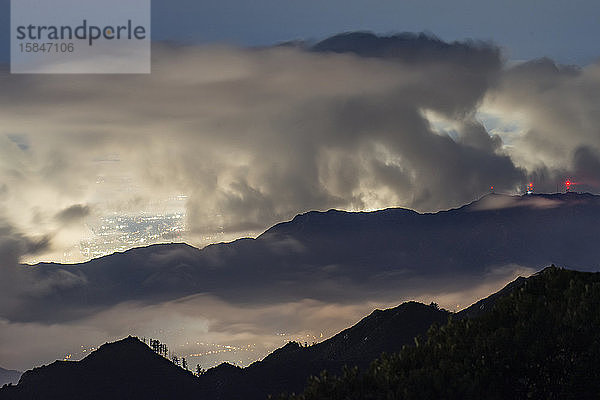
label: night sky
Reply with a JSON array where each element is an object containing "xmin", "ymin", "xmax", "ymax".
[{"xmin": 1, "ymin": 0, "xmax": 600, "ymax": 65}]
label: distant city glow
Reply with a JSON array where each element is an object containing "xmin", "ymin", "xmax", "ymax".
[{"xmin": 79, "ymin": 212, "xmax": 186, "ymax": 260}]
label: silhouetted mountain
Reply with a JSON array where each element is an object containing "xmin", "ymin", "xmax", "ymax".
[
  {"xmin": 0, "ymin": 368, "xmax": 21, "ymax": 387},
  {"xmin": 310, "ymin": 31, "xmax": 500, "ymax": 69},
  {"xmin": 8, "ymin": 193, "xmax": 600, "ymax": 324},
  {"xmin": 288, "ymin": 267, "xmax": 600, "ymax": 399},
  {"xmin": 0, "ymin": 337, "xmax": 199, "ymax": 400},
  {"xmin": 6, "ymin": 267, "xmax": 591, "ymax": 400},
  {"xmin": 0, "ymin": 302, "xmax": 449, "ymax": 400},
  {"xmin": 198, "ymin": 301, "xmax": 450, "ymax": 399}
]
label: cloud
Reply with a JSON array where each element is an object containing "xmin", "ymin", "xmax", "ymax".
[
  {"xmin": 0, "ymin": 295, "xmax": 375, "ymax": 371},
  {"xmin": 483, "ymin": 58, "xmax": 600, "ymax": 193},
  {"xmin": 0, "ymin": 35, "xmax": 532, "ymax": 262},
  {"xmin": 469, "ymin": 194, "xmax": 562, "ymax": 211},
  {"xmin": 0, "ymin": 219, "xmax": 52, "ymax": 313},
  {"xmin": 572, "ymin": 146, "xmax": 600, "ymax": 190},
  {"xmin": 410, "ymin": 264, "xmax": 536, "ymax": 311},
  {"xmin": 54, "ymin": 204, "xmax": 91, "ymax": 225},
  {"xmin": 0, "ymin": 220, "xmax": 50, "ymax": 271},
  {"xmin": 0, "ymin": 265, "xmax": 531, "ymax": 372}
]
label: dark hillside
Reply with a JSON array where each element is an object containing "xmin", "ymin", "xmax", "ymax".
[
  {"xmin": 289, "ymin": 267, "xmax": 600, "ymax": 399},
  {"xmin": 0, "ymin": 337, "xmax": 199, "ymax": 400},
  {"xmin": 197, "ymin": 301, "xmax": 450, "ymax": 399}
]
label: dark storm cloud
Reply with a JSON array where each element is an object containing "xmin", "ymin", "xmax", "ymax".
[
  {"xmin": 0, "ymin": 35, "xmax": 517, "ymax": 242},
  {"xmin": 0, "ymin": 220, "xmax": 52, "ymax": 314},
  {"xmin": 0, "ymin": 221, "xmax": 49, "ymax": 266},
  {"xmin": 54, "ymin": 204, "xmax": 91, "ymax": 225},
  {"xmin": 2, "ymin": 33, "xmax": 599, "ymax": 258}
]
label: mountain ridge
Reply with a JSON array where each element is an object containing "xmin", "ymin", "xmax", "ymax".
[
  {"xmin": 7, "ymin": 192, "xmax": 600, "ymax": 326},
  {"xmin": 0, "ymin": 267, "xmax": 573, "ymax": 400},
  {"xmin": 0, "ymin": 299, "xmax": 450, "ymax": 400},
  {"xmin": 288, "ymin": 266, "xmax": 600, "ymax": 399},
  {"xmin": 196, "ymin": 301, "xmax": 451, "ymax": 399},
  {"xmin": 26, "ymin": 192, "xmax": 600, "ymax": 266},
  {"xmin": 28, "ymin": 192, "xmax": 598, "ymax": 265}
]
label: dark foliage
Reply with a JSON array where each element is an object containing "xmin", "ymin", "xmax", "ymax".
[{"xmin": 287, "ymin": 267, "xmax": 600, "ymax": 399}]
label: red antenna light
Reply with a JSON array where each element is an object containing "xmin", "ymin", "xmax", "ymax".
[
  {"xmin": 526, "ymin": 182, "xmax": 534, "ymax": 194},
  {"xmin": 565, "ymin": 179, "xmax": 573, "ymax": 192}
]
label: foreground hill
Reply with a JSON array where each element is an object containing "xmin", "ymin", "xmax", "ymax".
[
  {"xmin": 5, "ymin": 266, "xmax": 598, "ymax": 399},
  {"xmin": 7, "ymin": 192, "xmax": 600, "ymax": 324},
  {"xmin": 288, "ymin": 266, "xmax": 600, "ymax": 399},
  {"xmin": 0, "ymin": 337, "xmax": 200, "ymax": 399},
  {"xmin": 198, "ymin": 301, "xmax": 450, "ymax": 399},
  {"xmin": 0, "ymin": 302, "xmax": 449, "ymax": 400}
]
